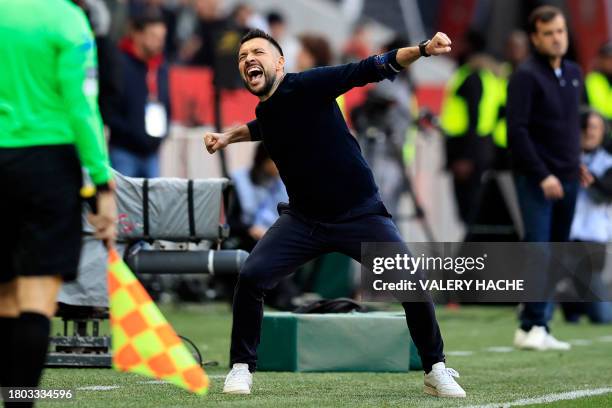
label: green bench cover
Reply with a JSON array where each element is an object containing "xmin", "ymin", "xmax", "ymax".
[{"xmin": 258, "ymin": 311, "xmax": 422, "ymax": 372}]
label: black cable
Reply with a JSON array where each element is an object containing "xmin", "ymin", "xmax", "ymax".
[{"xmin": 178, "ymin": 334, "xmax": 203, "ymax": 367}]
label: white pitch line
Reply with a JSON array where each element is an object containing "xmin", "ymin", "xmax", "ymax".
[
  {"xmin": 79, "ymin": 374, "xmax": 226, "ymax": 391},
  {"xmin": 446, "ymin": 351, "xmax": 474, "ymax": 357},
  {"xmin": 464, "ymin": 387, "xmax": 612, "ymax": 408},
  {"xmin": 77, "ymin": 385, "xmax": 121, "ymax": 391},
  {"xmin": 568, "ymin": 339, "xmax": 593, "ymax": 346},
  {"xmin": 598, "ymin": 335, "xmax": 612, "ymax": 342},
  {"xmin": 138, "ymin": 375, "xmax": 225, "ymax": 385},
  {"xmin": 485, "ymin": 346, "xmax": 514, "ymax": 353}
]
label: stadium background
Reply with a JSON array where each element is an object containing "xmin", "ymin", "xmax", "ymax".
[
  {"xmin": 154, "ymin": 0, "xmax": 611, "ymax": 241},
  {"xmin": 40, "ymin": 0, "xmax": 612, "ymax": 406}
]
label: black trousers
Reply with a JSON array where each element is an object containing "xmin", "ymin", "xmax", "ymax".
[
  {"xmin": 452, "ymin": 171, "xmax": 484, "ymax": 227},
  {"xmin": 230, "ymin": 204, "xmax": 445, "ymax": 372}
]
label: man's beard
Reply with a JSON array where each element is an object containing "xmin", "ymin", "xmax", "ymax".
[
  {"xmin": 544, "ymin": 43, "xmax": 566, "ymax": 58},
  {"xmin": 243, "ymin": 70, "xmax": 277, "ymax": 97}
]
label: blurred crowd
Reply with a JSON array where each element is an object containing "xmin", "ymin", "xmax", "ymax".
[
  {"xmin": 76, "ymin": 0, "xmax": 611, "ymax": 319},
  {"xmin": 81, "ymin": 0, "xmax": 389, "ymax": 179}
]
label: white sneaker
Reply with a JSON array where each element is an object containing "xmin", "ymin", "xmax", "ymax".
[
  {"xmin": 423, "ymin": 362, "xmax": 466, "ymax": 398},
  {"xmin": 223, "ymin": 363, "xmax": 252, "ymax": 394},
  {"xmin": 543, "ymin": 332, "xmax": 571, "ymax": 351},
  {"xmin": 518, "ymin": 326, "xmax": 571, "ymax": 351},
  {"xmin": 519, "ymin": 326, "xmax": 548, "ymax": 350},
  {"xmin": 513, "ymin": 328, "xmax": 528, "ymax": 348}
]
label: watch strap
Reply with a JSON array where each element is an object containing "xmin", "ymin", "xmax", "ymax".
[{"xmin": 419, "ymin": 40, "xmax": 431, "ymax": 57}]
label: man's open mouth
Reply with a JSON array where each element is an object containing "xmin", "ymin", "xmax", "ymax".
[{"xmin": 246, "ymin": 65, "xmax": 264, "ymax": 83}]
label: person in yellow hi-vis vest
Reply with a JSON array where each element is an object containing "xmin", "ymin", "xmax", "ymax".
[
  {"xmin": 493, "ymin": 31, "xmax": 530, "ymax": 170},
  {"xmin": 585, "ymin": 42, "xmax": 612, "ymax": 133},
  {"xmin": 440, "ymin": 32, "xmax": 499, "ymax": 226},
  {"xmin": 467, "ymin": 32, "xmax": 531, "ymax": 243}
]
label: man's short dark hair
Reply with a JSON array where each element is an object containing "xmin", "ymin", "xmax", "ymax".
[
  {"xmin": 528, "ymin": 5, "xmax": 564, "ymax": 34},
  {"xmin": 240, "ymin": 29, "xmax": 284, "ymax": 56},
  {"xmin": 132, "ymin": 10, "xmax": 165, "ymax": 32}
]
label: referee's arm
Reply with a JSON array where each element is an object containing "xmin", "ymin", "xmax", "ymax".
[
  {"xmin": 57, "ymin": 7, "xmax": 116, "ymax": 243},
  {"xmin": 56, "ymin": 7, "xmax": 112, "ymax": 187}
]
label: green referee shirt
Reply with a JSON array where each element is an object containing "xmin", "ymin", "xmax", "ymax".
[{"xmin": 0, "ymin": 0, "xmax": 111, "ymax": 185}]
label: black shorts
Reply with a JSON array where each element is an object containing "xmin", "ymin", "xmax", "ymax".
[{"xmin": 0, "ymin": 145, "xmax": 83, "ymax": 283}]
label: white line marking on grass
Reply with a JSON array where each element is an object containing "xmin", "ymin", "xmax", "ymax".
[
  {"xmin": 446, "ymin": 351, "xmax": 474, "ymax": 357},
  {"xmin": 568, "ymin": 339, "xmax": 593, "ymax": 346},
  {"xmin": 484, "ymin": 346, "xmax": 514, "ymax": 353},
  {"xmin": 598, "ymin": 335, "xmax": 612, "ymax": 342},
  {"xmin": 77, "ymin": 385, "xmax": 121, "ymax": 391},
  {"xmin": 138, "ymin": 375, "xmax": 225, "ymax": 385},
  {"xmin": 78, "ymin": 375, "xmax": 226, "ymax": 391},
  {"xmin": 465, "ymin": 387, "xmax": 612, "ymax": 408}
]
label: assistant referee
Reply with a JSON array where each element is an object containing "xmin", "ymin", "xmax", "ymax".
[{"xmin": 0, "ymin": 1, "xmax": 117, "ymax": 405}]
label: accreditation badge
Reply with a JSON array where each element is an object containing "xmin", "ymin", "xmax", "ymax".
[{"xmin": 145, "ymin": 101, "xmax": 167, "ymax": 138}]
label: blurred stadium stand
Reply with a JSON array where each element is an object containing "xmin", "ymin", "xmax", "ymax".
[{"xmin": 155, "ymin": 0, "xmax": 610, "ymax": 243}]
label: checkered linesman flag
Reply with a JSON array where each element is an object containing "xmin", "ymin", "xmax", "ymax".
[{"xmin": 107, "ymin": 248, "xmax": 209, "ymax": 394}]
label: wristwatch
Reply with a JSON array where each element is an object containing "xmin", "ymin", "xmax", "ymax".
[{"xmin": 419, "ymin": 40, "xmax": 431, "ymax": 57}]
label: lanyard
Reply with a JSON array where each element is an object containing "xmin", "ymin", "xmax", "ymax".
[{"xmin": 146, "ymin": 65, "xmax": 158, "ymax": 101}]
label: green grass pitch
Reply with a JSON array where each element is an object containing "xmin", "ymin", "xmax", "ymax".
[{"xmin": 39, "ymin": 304, "xmax": 612, "ymax": 407}]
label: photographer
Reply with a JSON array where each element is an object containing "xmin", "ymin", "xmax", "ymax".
[{"xmin": 564, "ymin": 108, "xmax": 612, "ymax": 324}]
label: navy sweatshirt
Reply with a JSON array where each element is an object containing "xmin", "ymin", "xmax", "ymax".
[
  {"xmin": 246, "ymin": 51, "xmax": 402, "ymax": 220},
  {"xmin": 507, "ymin": 53, "xmax": 582, "ymax": 182},
  {"xmin": 108, "ymin": 50, "xmax": 171, "ymax": 156}
]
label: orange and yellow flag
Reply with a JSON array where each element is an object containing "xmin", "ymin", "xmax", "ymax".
[{"xmin": 107, "ymin": 248, "xmax": 209, "ymax": 395}]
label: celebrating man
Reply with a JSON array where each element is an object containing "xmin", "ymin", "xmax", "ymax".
[{"xmin": 205, "ymin": 29, "xmax": 466, "ymax": 398}]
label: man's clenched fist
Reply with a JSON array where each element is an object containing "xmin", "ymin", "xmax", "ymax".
[
  {"xmin": 204, "ymin": 132, "xmax": 229, "ymax": 154},
  {"xmin": 426, "ymin": 32, "xmax": 452, "ymax": 56}
]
